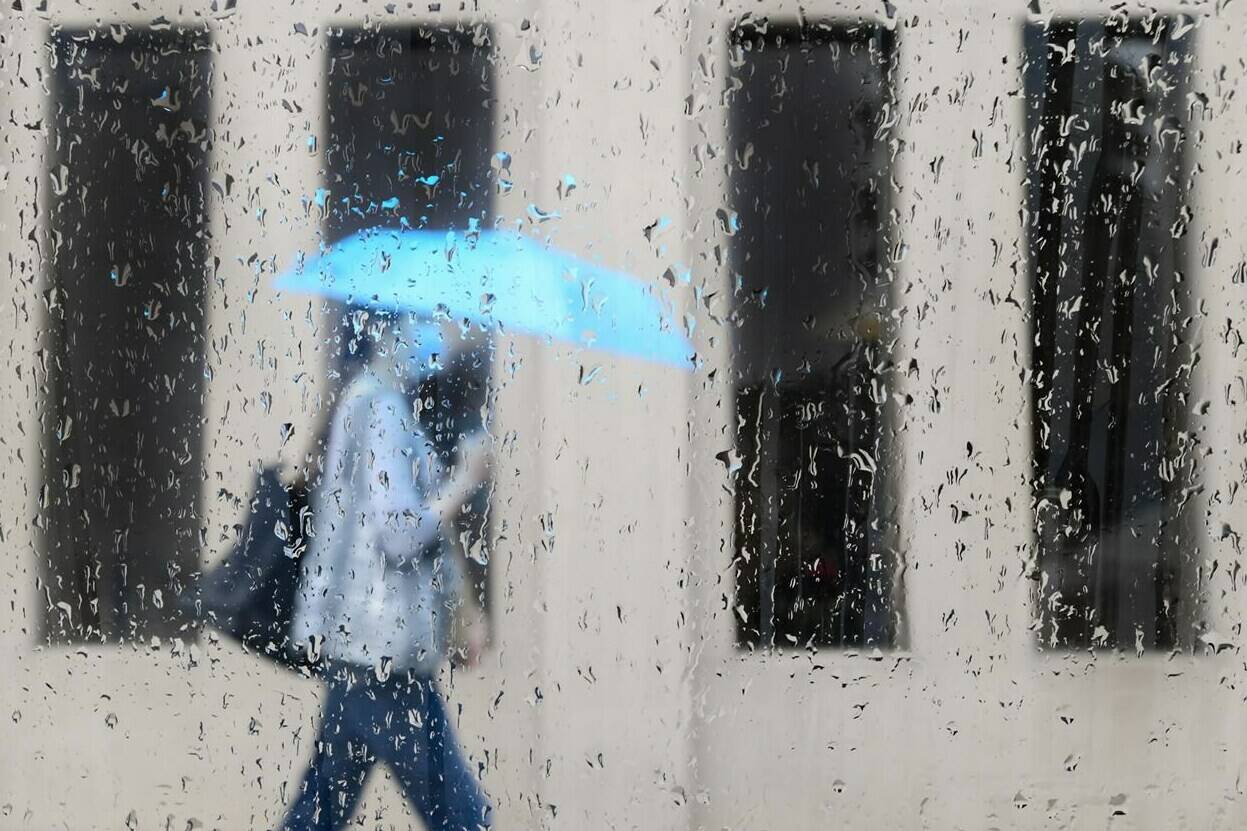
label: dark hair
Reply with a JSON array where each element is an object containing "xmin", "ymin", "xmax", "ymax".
[{"xmin": 341, "ymin": 304, "xmax": 395, "ymax": 368}]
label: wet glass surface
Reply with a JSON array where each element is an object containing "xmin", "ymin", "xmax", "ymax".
[{"xmin": 1, "ymin": 4, "xmax": 1242, "ymax": 830}]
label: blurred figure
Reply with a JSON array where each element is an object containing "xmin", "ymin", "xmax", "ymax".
[{"xmin": 283, "ymin": 311, "xmax": 492, "ymax": 831}]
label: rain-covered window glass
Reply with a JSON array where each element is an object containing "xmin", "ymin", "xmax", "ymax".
[
  {"xmin": 321, "ymin": 26, "xmax": 495, "ymax": 616},
  {"xmin": 726, "ymin": 20, "xmax": 898, "ymax": 649},
  {"xmin": 1026, "ymin": 17, "xmax": 1197, "ymax": 650},
  {"xmin": 41, "ymin": 28, "xmax": 212, "ymax": 643}
]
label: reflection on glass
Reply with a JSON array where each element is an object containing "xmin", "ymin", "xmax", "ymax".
[
  {"xmin": 1027, "ymin": 17, "xmax": 1197, "ymax": 650},
  {"xmin": 42, "ymin": 28, "xmax": 213, "ymax": 643},
  {"xmin": 727, "ymin": 20, "xmax": 898, "ymax": 649}
]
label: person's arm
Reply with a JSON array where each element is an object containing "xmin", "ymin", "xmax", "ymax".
[
  {"xmin": 451, "ymin": 582, "xmax": 489, "ymax": 666},
  {"xmin": 427, "ymin": 433, "xmax": 490, "ymax": 527},
  {"xmin": 435, "ymin": 532, "xmax": 490, "ymax": 667}
]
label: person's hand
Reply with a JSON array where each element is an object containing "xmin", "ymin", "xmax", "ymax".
[
  {"xmin": 451, "ymin": 606, "xmax": 489, "ymax": 668},
  {"xmin": 461, "ymin": 615, "xmax": 488, "ymax": 667}
]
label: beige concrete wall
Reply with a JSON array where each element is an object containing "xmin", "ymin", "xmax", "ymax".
[{"xmin": 1, "ymin": 0, "xmax": 1245, "ymax": 829}]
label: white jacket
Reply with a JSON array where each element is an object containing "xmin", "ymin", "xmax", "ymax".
[{"xmin": 291, "ymin": 374, "xmax": 463, "ymax": 673}]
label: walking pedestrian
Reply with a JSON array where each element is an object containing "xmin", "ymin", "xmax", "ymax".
[{"xmin": 282, "ymin": 311, "xmax": 492, "ymax": 831}]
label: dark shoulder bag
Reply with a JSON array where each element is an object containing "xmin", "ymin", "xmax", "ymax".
[{"xmin": 186, "ymin": 467, "xmax": 313, "ymax": 673}]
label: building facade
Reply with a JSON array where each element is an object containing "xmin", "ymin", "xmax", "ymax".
[{"xmin": 1, "ymin": 0, "xmax": 1245, "ymax": 828}]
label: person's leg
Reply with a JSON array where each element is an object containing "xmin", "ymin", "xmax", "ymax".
[
  {"xmin": 280, "ymin": 674, "xmax": 376, "ymax": 831},
  {"xmin": 381, "ymin": 677, "xmax": 493, "ymax": 830}
]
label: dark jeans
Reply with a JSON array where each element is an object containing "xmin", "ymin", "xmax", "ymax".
[{"xmin": 281, "ymin": 668, "xmax": 492, "ymax": 830}]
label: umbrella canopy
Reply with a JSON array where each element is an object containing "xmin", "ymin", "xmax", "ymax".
[{"xmin": 277, "ymin": 228, "xmax": 693, "ymax": 369}]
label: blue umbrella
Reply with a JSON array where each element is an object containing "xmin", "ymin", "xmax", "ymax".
[{"xmin": 277, "ymin": 228, "xmax": 693, "ymax": 369}]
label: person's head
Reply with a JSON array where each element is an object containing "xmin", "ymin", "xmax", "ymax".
[{"xmin": 346, "ymin": 307, "xmax": 469, "ymax": 387}]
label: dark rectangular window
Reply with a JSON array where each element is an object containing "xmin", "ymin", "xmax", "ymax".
[
  {"xmin": 324, "ymin": 26, "xmax": 494, "ymax": 242},
  {"xmin": 1026, "ymin": 17, "xmax": 1196, "ymax": 650},
  {"xmin": 727, "ymin": 21, "xmax": 897, "ymax": 649},
  {"xmin": 42, "ymin": 28, "xmax": 213, "ymax": 642},
  {"xmin": 324, "ymin": 26, "xmax": 495, "ymax": 603}
]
